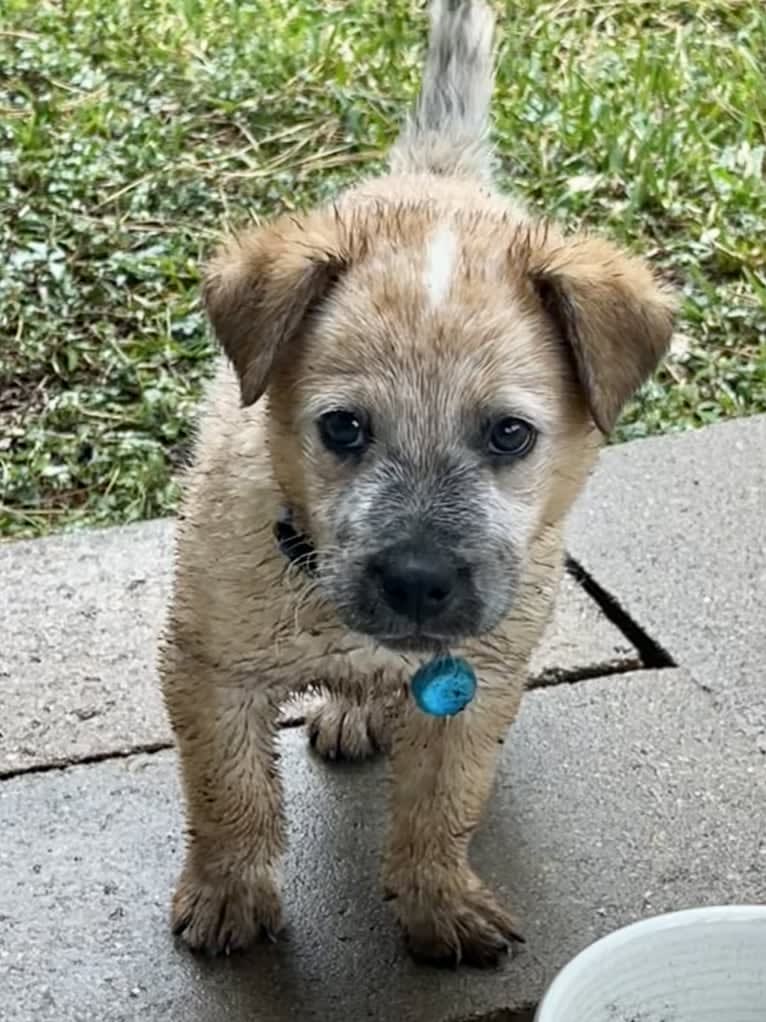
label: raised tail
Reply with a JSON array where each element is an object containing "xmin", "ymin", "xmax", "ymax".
[{"xmin": 389, "ymin": 0, "xmax": 496, "ymax": 180}]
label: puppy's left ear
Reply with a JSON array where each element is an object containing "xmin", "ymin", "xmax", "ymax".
[
  {"xmin": 203, "ymin": 214, "xmax": 348, "ymax": 405},
  {"xmin": 530, "ymin": 236, "xmax": 678, "ymax": 433}
]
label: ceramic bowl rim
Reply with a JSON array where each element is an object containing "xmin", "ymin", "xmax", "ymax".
[{"xmin": 535, "ymin": 904, "xmax": 766, "ymax": 1022}]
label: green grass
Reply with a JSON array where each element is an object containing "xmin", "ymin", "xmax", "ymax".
[{"xmin": 1, "ymin": 0, "xmax": 765, "ymax": 538}]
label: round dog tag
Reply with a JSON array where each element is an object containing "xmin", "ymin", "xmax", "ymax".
[{"xmin": 411, "ymin": 657, "xmax": 477, "ymax": 717}]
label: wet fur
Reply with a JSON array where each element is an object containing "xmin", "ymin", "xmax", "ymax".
[{"xmin": 160, "ymin": 0, "xmax": 677, "ymax": 966}]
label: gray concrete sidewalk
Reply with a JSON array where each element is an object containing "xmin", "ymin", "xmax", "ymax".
[{"xmin": 1, "ymin": 415, "xmax": 764, "ymax": 1022}]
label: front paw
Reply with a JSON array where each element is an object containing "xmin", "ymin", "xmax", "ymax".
[
  {"xmin": 387, "ymin": 869, "xmax": 524, "ymax": 967},
  {"xmin": 307, "ymin": 693, "xmax": 392, "ymax": 761},
  {"xmin": 171, "ymin": 859, "xmax": 282, "ymax": 955}
]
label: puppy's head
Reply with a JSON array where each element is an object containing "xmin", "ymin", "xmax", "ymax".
[{"xmin": 204, "ymin": 204, "xmax": 676, "ymax": 651}]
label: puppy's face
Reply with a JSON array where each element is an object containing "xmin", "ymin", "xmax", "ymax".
[
  {"xmin": 205, "ymin": 203, "xmax": 676, "ymax": 651},
  {"xmin": 268, "ymin": 225, "xmax": 594, "ymax": 650}
]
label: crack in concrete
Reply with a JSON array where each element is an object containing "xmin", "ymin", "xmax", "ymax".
[
  {"xmin": 0, "ymin": 740, "xmax": 174, "ymax": 781},
  {"xmin": 530, "ymin": 657, "xmax": 643, "ymax": 689},
  {"xmin": 564, "ymin": 555, "xmax": 676, "ymax": 670},
  {"xmin": 450, "ymin": 1006, "xmax": 537, "ymax": 1022}
]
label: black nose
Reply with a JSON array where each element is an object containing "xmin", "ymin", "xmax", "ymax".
[{"xmin": 369, "ymin": 543, "xmax": 458, "ymax": 623}]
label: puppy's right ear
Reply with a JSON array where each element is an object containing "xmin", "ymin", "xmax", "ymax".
[{"xmin": 203, "ymin": 214, "xmax": 348, "ymax": 405}]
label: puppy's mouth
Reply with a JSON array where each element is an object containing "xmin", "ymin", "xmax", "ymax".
[{"xmin": 372, "ymin": 632, "xmax": 456, "ymax": 655}]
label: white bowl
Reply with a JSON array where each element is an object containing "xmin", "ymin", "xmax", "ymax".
[{"xmin": 536, "ymin": 906, "xmax": 766, "ymax": 1022}]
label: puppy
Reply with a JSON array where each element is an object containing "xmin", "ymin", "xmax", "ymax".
[{"xmin": 160, "ymin": 0, "xmax": 676, "ymax": 967}]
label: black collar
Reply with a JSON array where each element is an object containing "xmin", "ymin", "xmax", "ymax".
[{"xmin": 274, "ymin": 509, "xmax": 317, "ymax": 576}]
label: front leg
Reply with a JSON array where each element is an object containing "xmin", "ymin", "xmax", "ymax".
[
  {"xmin": 161, "ymin": 641, "xmax": 284, "ymax": 955},
  {"xmin": 383, "ymin": 685, "xmax": 524, "ymax": 967}
]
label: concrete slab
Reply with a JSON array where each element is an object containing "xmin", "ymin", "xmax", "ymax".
[
  {"xmin": 568, "ymin": 414, "xmax": 766, "ymax": 744},
  {"xmin": 1, "ymin": 522, "xmax": 636, "ymax": 775},
  {"xmin": 1, "ymin": 669, "xmax": 763, "ymax": 1021},
  {"xmin": 0, "ymin": 523, "xmax": 172, "ymax": 776}
]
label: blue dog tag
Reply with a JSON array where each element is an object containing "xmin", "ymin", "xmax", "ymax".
[{"xmin": 411, "ymin": 657, "xmax": 477, "ymax": 717}]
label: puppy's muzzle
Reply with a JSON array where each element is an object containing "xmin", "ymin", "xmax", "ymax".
[{"xmin": 366, "ymin": 541, "xmax": 466, "ymax": 625}]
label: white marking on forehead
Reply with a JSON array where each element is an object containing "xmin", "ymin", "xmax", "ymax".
[{"xmin": 423, "ymin": 225, "xmax": 458, "ymax": 307}]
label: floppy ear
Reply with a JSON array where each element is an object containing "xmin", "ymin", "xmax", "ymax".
[
  {"xmin": 529, "ymin": 236, "xmax": 678, "ymax": 434},
  {"xmin": 203, "ymin": 214, "xmax": 348, "ymax": 405}
]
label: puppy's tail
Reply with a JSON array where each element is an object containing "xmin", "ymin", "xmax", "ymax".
[{"xmin": 390, "ymin": 0, "xmax": 496, "ymax": 180}]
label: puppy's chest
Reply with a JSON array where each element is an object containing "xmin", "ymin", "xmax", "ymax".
[
  {"xmin": 259, "ymin": 613, "xmax": 413, "ymax": 696},
  {"xmin": 256, "ymin": 613, "xmax": 524, "ymax": 702}
]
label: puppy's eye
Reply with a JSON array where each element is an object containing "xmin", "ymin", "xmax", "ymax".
[
  {"xmin": 318, "ymin": 410, "xmax": 369, "ymax": 454},
  {"xmin": 488, "ymin": 417, "xmax": 537, "ymax": 458}
]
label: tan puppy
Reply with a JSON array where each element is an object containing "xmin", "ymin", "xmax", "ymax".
[{"xmin": 160, "ymin": 0, "xmax": 676, "ymax": 967}]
